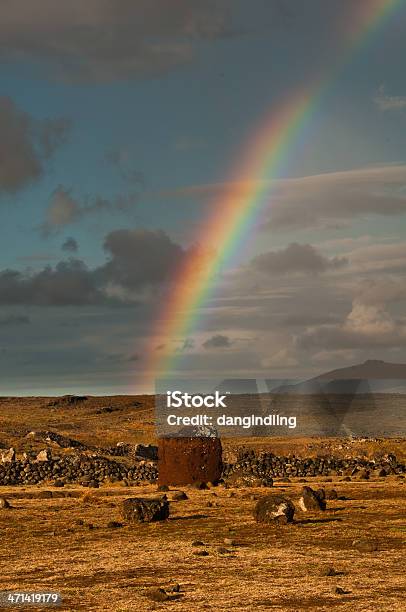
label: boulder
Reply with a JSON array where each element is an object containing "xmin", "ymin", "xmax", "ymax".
[
  {"xmin": 352, "ymin": 538, "xmax": 378, "ymax": 553},
  {"xmin": 254, "ymin": 494, "xmax": 295, "ymax": 524},
  {"xmin": 171, "ymin": 491, "xmax": 188, "ymax": 501},
  {"xmin": 225, "ymin": 469, "xmax": 273, "ymax": 488},
  {"xmin": 355, "ymin": 468, "xmax": 370, "ymax": 480},
  {"xmin": 0, "ymin": 497, "xmax": 11, "ymax": 509},
  {"xmin": 145, "ymin": 587, "xmax": 169, "ymax": 602},
  {"xmin": 121, "ymin": 497, "xmax": 169, "ymax": 523},
  {"xmin": 298, "ymin": 486, "xmax": 326, "ymax": 511},
  {"xmin": 158, "ymin": 437, "xmax": 222, "ymax": 486}
]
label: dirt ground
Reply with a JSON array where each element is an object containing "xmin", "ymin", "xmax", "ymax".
[
  {"xmin": 0, "ymin": 477, "xmax": 405, "ymax": 611},
  {"xmin": 0, "ymin": 396, "xmax": 405, "ymax": 611}
]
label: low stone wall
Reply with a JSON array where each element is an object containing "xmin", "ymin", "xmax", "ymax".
[
  {"xmin": 222, "ymin": 450, "xmax": 405, "ymax": 479},
  {"xmin": 0, "ymin": 455, "xmax": 158, "ymax": 486},
  {"xmin": 0, "ymin": 447, "xmax": 404, "ymax": 487}
]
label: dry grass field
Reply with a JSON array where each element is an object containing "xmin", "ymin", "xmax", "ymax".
[{"xmin": 0, "ymin": 396, "xmax": 405, "ymax": 611}]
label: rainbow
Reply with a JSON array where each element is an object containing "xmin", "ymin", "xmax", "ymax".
[{"xmin": 144, "ymin": 0, "xmax": 401, "ymax": 388}]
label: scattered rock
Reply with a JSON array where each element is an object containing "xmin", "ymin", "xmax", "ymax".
[
  {"xmin": 224, "ymin": 538, "xmax": 237, "ymax": 546},
  {"xmin": 193, "ymin": 550, "xmax": 209, "ymax": 556},
  {"xmin": 352, "ymin": 538, "xmax": 378, "ymax": 553},
  {"xmin": 157, "ymin": 485, "xmax": 169, "ymax": 492},
  {"xmin": 171, "ymin": 491, "xmax": 188, "ymax": 501},
  {"xmin": 121, "ymin": 497, "xmax": 170, "ymax": 523},
  {"xmin": 95, "ymin": 406, "xmax": 116, "ymax": 414},
  {"xmin": 225, "ymin": 468, "xmax": 273, "ymax": 488},
  {"xmin": 298, "ymin": 486, "xmax": 326, "ymax": 512},
  {"xmin": 356, "ymin": 468, "xmax": 370, "ymax": 480},
  {"xmin": 107, "ymin": 521, "xmax": 123, "ymax": 528},
  {"xmin": 326, "ymin": 489, "xmax": 338, "ymax": 500},
  {"xmin": 0, "ymin": 497, "xmax": 10, "ymax": 509},
  {"xmin": 191, "ymin": 540, "xmax": 204, "ymax": 547},
  {"xmin": 254, "ymin": 495, "xmax": 295, "ymax": 524},
  {"xmin": 316, "ymin": 488, "xmax": 326, "ymax": 501},
  {"xmin": 194, "ymin": 482, "xmax": 208, "ymax": 490},
  {"xmin": 335, "ymin": 587, "xmax": 351, "ymax": 595},
  {"xmin": 321, "ymin": 567, "xmax": 338, "ymax": 576},
  {"xmin": 217, "ymin": 546, "xmax": 230, "ymax": 554},
  {"xmin": 37, "ymin": 490, "xmax": 53, "ymax": 499},
  {"xmin": 145, "ymin": 587, "xmax": 169, "ymax": 602},
  {"xmin": 47, "ymin": 395, "xmax": 88, "ymax": 407},
  {"xmin": 53, "ymin": 479, "xmax": 65, "ymax": 487}
]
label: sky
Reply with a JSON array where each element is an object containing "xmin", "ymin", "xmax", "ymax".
[{"xmin": 1, "ymin": 0, "xmax": 406, "ymax": 395}]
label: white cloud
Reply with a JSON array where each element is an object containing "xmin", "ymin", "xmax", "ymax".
[
  {"xmin": 374, "ymin": 85, "xmax": 406, "ymax": 112},
  {"xmin": 156, "ymin": 164, "xmax": 406, "ymax": 232}
]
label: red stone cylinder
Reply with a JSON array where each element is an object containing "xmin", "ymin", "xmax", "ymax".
[{"xmin": 157, "ymin": 437, "xmax": 222, "ymax": 486}]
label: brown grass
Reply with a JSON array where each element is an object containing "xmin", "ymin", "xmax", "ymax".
[
  {"xmin": 0, "ymin": 395, "xmax": 405, "ymax": 611},
  {"xmin": 0, "ymin": 478, "xmax": 405, "ymax": 611}
]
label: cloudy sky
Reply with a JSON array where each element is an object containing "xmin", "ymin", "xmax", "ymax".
[{"xmin": 1, "ymin": 0, "xmax": 406, "ymax": 394}]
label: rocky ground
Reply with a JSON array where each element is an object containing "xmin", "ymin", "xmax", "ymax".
[{"xmin": 0, "ymin": 395, "xmax": 405, "ymax": 611}]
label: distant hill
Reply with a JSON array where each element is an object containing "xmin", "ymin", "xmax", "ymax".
[{"xmin": 274, "ymin": 360, "xmax": 406, "ymax": 394}]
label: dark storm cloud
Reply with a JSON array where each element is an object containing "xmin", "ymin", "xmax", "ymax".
[
  {"xmin": 0, "ymin": 1, "xmax": 233, "ymax": 82},
  {"xmin": 251, "ymin": 243, "xmax": 347, "ymax": 276},
  {"xmin": 0, "ymin": 314, "xmax": 30, "ymax": 326},
  {"xmin": 0, "ymin": 229, "xmax": 187, "ymax": 305},
  {"xmin": 203, "ymin": 334, "xmax": 232, "ymax": 349},
  {"xmin": 0, "ymin": 260, "xmax": 103, "ymax": 306},
  {"xmin": 61, "ymin": 237, "xmax": 79, "ymax": 253},
  {"xmin": 99, "ymin": 229, "xmax": 187, "ymax": 290},
  {"xmin": 0, "ymin": 97, "xmax": 70, "ymax": 194}
]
